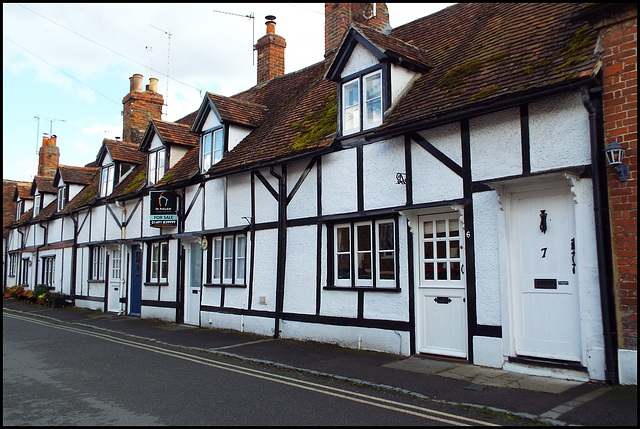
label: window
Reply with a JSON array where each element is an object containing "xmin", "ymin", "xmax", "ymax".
[
  {"xmin": 201, "ymin": 128, "xmax": 224, "ymax": 172},
  {"xmin": 331, "ymin": 218, "xmax": 396, "ymax": 288},
  {"xmin": 57, "ymin": 186, "xmax": 66, "ymax": 211},
  {"xmin": 15, "ymin": 200, "xmax": 22, "ymax": 221},
  {"xmin": 90, "ymin": 246, "xmax": 104, "ymax": 281},
  {"xmin": 100, "ymin": 164, "xmax": 115, "ymax": 197},
  {"xmin": 421, "ymin": 217, "xmax": 462, "ymax": 282},
  {"xmin": 20, "ymin": 258, "xmax": 30, "ymax": 286},
  {"xmin": 42, "ymin": 256, "xmax": 55, "ymax": 287},
  {"xmin": 8, "ymin": 253, "xmax": 17, "ymax": 277},
  {"xmin": 112, "ymin": 248, "xmax": 121, "ymax": 279},
  {"xmin": 33, "ymin": 193, "xmax": 41, "ymax": 216},
  {"xmin": 148, "ymin": 148, "xmax": 166, "ymax": 185},
  {"xmin": 208, "ymin": 233, "xmax": 246, "ymax": 285},
  {"xmin": 149, "ymin": 241, "xmax": 169, "ymax": 283},
  {"xmin": 341, "ymin": 69, "xmax": 383, "ymax": 136}
]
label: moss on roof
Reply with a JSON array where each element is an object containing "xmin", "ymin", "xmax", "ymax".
[{"xmin": 290, "ymin": 92, "xmax": 337, "ymax": 152}]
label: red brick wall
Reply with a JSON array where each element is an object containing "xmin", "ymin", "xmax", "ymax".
[
  {"xmin": 324, "ymin": 3, "xmax": 390, "ymax": 58},
  {"xmin": 600, "ymin": 8, "xmax": 637, "ymax": 350},
  {"xmin": 37, "ymin": 135, "xmax": 59, "ymax": 178},
  {"xmin": 122, "ymin": 90, "xmax": 164, "ymax": 145},
  {"xmin": 256, "ymin": 33, "xmax": 286, "ymax": 86}
]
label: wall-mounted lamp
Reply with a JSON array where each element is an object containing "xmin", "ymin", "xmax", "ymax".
[{"xmin": 604, "ymin": 140, "xmax": 629, "ymax": 182}]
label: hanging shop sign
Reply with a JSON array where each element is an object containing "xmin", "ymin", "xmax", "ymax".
[{"xmin": 149, "ymin": 191, "xmax": 178, "ymax": 227}]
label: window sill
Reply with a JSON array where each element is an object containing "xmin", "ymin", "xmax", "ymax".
[
  {"xmin": 323, "ymin": 285, "xmax": 400, "ymax": 292},
  {"xmin": 88, "ymin": 279, "xmax": 105, "ymax": 284},
  {"xmin": 144, "ymin": 282, "xmax": 169, "ymax": 287},
  {"xmin": 203, "ymin": 283, "xmax": 247, "ymax": 288}
]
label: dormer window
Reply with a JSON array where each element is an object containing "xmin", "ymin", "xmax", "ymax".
[
  {"xmin": 33, "ymin": 193, "xmax": 41, "ymax": 216},
  {"xmin": 148, "ymin": 148, "xmax": 166, "ymax": 185},
  {"xmin": 15, "ymin": 200, "xmax": 22, "ymax": 221},
  {"xmin": 57, "ymin": 185, "xmax": 66, "ymax": 211},
  {"xmin": 341, "ymin": 69, "xmax": 383, "ymax": 136},
  {"xmin": 100, "ymin": 164, "xmax": 115, "ymax": 197},
  {"xmin": 201, "ymin": 128, "xmax": 224, "ymax": 172}
]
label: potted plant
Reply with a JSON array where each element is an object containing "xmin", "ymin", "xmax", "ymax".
[
  {"xmin": 47, "ymin": 292, "xmax": 66, "ymax": 308},
  {"xmin": 22, "ymin": 289, "xmax": 37, "ymax": 303},
  {"xmin": 9, "ymin": 285, "xmax": 25, "ymax": 300}
]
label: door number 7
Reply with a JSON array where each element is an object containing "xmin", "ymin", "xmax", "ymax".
[{"xmin": 541, "ymin": 247, "xmax": 547, "ymax": 258}]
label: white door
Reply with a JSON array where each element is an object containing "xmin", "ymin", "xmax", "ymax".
[
  {"xmin": 184, "ymin": 242, "xmax": 202, "ymax": 326},
  {"xmin": 107, "ymin": 248, "xmax": 122, "ymax": 313},
  {"xmin": 510, "ymin": 187, "xmax": 581, "ymax": 362},
  {"xmin": 416, "ymin": 213, "xmax": 467, "ymax": 358}
]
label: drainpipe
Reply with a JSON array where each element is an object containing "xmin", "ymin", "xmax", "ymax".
[
  {"xmin": 580, "ymin": 84, "xmax": 618, "ymax": 385},
  {"xmin": 115, "ymin": 201, "xmax": 127, "ymax": 315},
  {"xmin": 36, "ymin": 223, "xmax": 49, "ymax": 288},
  {"xmin": 70, "ymin": 213, "xmax": 78, "ymax": 301}
]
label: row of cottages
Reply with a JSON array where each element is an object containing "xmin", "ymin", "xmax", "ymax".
[{"xmin": 4, "ymin": 3, "xmax": 636, "ymax": 385}]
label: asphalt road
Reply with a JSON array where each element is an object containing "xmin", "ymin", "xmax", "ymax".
[{"xmin": 3, "ymin": 310, "xmax": 526, "ymax": 426}]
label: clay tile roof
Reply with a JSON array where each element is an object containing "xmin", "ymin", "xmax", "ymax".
[
  {"xmin": 154, "ymin": 146, "xmax": 200, "ymax": 188},
  {"xmin": 351, "ymin": 23, "xmax": 432, "ymax": 70},
  {"xmin": 4, "ymin": 180, "xmax": 30, "ymax": 233},
  {"xmin": 57, "ymin": 165, "xmax": 100, "ymax": 186},
  {"xmin": 104, "ymin": 139, "xmax": 146, "ymax": 164},
  {"xmin": 59, "ymin": 170, "xmax": 100, "ymax": 213},
  {"xmin": 207, "ymin": 60, "xmax": 336, "ymax": 176},
  {"xmin": 380, "ymin": 3, "xmax": 600, "ymax": 130},
  {"xmin": 32, "ymin": 176, "xmax": 57, "ymax": 194},
  {"xmin": 15, "ymin": 182, "xmax": 33, "ymax": 200},
  {"xmin": 33, "ymin": 198, "xmax": 57, "ymax": 222},
  {"xmin": 153, "ymin": 120, "xmax": 199, "ymax": 147},
  {"xmin": 205, "ymin": 93, "xmax": 267, "ymax": 128},
  {"xmin": 108, "ymin": 164, "xmax": 147, "ymax": 201}
]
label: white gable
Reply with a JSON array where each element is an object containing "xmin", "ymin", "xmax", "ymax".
[
  {"xmin": 101, "ymin": 152, "xmax": 113, "ymax": 166},
  {"xmin": 149, "ymin": 133, "xmax": 164, "ymax": 151},
  {"xmin": 228, "ymin": 125, "xmax": 251, "ymax": 152},
  {"xmin": 341, "ymin": 43, "xmax": 378, "ymax": 77},
  {"xmin": 202, "ymin": 109, "xmax": 222, "ymax": 131}
]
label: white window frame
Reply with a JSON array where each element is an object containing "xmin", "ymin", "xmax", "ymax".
[
  {"xmin": 420, "ymin": 216, "xmax": 463, "ymax": 284},
  {"xmin": 57, "ymin": 186, "xmax": 65, "ymax": 211},
  {"xmin": 201, "ymin": 128, "xmax": 224, "ymax": 172},
  {"xmin": 148, "ymin": 148, "xmax": 166, "ymax": 185},
  {"xmin": 332, "ymin": 218, "xmax": 396, "ymax": 288},
  {"xmin": 209, "ymin": 233, "xmax": 247, "ymax": 286},
  {"xmin": 341, "ymin": 69, "xmax": 383, "ymax": 136},
  {"xmin": 150, "ymin": 241, "xmax": 169, "ymax": 283},
  {"xmin": 42, "ymin": 256, "xmax": 55, "ymax": 288},
  {"xmin": 33, "ymin": 193, "xmax": 41, "ymax": 216},
  {"xmin": 91, "ymin": 246, "xmax": 104, "ymax": 281},
  {"xmin": 112, "ymin": 248, "xmax": 121, "ymax": 280},
  {"xmin": 100, "ymin": 164, "xmax": 115, "ymax": 197},
  {"xmin": 9, "ymin": 253, "xmax": 17, "ymax": 277},
  {"xmin": 16, "ymin": 200, "xmax": 22, "ymax": 220}
]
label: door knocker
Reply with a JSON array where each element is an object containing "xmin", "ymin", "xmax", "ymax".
[{"xmin": 539, "ymin": 210, "xmax": 547, "ymax": 234}]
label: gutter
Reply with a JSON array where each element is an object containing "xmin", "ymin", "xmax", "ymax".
[{"xmin": 580, "ymin": 84, "xmax": 618, "ymax": 385}]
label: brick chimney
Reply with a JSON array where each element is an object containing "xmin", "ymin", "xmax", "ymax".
[
  {"xmin": 37, "ymin": 134, "xmax": 60, "ymax": 178},
  {"xmin": 255, "ymin": 15, "xmax": 286, "ymax": 86},
  {"xmin": 324, "ymin": 3, "xmax": 390, "ymax": 58},
  {"xmin": 122, "ymin": 74, "xmax": 164, "ymax": 145}
]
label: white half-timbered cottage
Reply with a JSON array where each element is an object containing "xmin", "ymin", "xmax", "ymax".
[{"xmin": 4, "ymin": 3, "xmax": 636, "ymax": 385}]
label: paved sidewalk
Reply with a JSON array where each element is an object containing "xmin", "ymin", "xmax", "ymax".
[{"xmin": 3, "ymin": 298, "xmax": 637, "ymax": 426}]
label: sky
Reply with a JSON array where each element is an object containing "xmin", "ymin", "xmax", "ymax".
[{"xmin": 3, "ymin": 3, "xmax": 453, "ymax": 183}]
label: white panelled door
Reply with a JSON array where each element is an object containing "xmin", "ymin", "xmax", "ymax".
[
  {"xmin": 107, "ymin": 248, "xmax": 122, "ymax": 313},
  {"xmin": 184, "ymin": 242, "xmax": 202, "ymax": 326},
  {"xmin": 416, "ymin": 213, "xmax": 467, "ymax": 358},
  {"xmin": 510, "ymin": 187, "xmax": 581, "ymax": 362}
]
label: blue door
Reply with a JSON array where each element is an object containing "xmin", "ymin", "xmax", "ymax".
[{"xmin": 129, "ymin": 245, "xmax": 142, "ymax": 317}]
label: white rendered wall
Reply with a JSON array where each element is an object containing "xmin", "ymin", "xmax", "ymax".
[
  {"xmin": 253, "ymin": 168, "xmax": 278, "ymax": 224},
  {"xmin": 287, "ymin": 159, "xmax": 318, "ymax": 220},
  {"xmin": 390, "ymin": 64, "xmax": 418, "ymax": 106},
  {"xmin": 141, "ymin": 306, "xmax": 175, "ymax": 322},
  {"xmin": 48, "ymin": 218, "xmax": 62, "ymax": 245},
  {"xmin": 149, "ymin": 134, "xmax": 163, "ymax": 150},
  {"xmin": 472, "ymin": 190, "xmax": 503, "ymax": 327},
  {"xmin": 202, "ymin": 110, "xmax": 221, "ymax": 131},
  {"xmin": 322, "ymin": 149, "xmax": 358, "ymax": 215},
  {"xmin": 184, "ymin": 183, "xmax": 203, "ymax": 233},
  {"xmin": 412, "ymin": 123, "xmax": 464, "ymax": 203},
  {"xmin": 251, "ymin": 229, "xmax": 278, "ymax": 311},
  {"xmin": 618, "ymin": 349, "xmax": 638, "ymax": 385},
  {"xmin": 341, "ymin": 43, "xmax": 378, "ymax": 77},
  {"xmin": 204, "ymin": 178, "xmax": 225, "ymax": 230},
  {"xmin": 228, "ymin": 125, "xmax": 251, "ymax": 152},
  {"xmin": 227, "ymin": 174, "xmax": 252, "ymax": 227},
  {"xmin": 529, "ymin": 91, "xmax": 591, "ymax": 172},
  {"xmin": 470, "ymin": 107, "xmax": 522, "ymax": 181},
  {"xmin": 283, "ymin": 225, "xmax": 317, "ymax": 315},
  {"xmin": 169, "ymin": 146, "xmax": 188, "ymax": 169},
  {"xmin": 363, "ymin": 137, "xmax": 406, "ymax": 211}
]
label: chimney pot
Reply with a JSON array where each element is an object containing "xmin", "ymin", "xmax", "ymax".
[
  {"xmin": 130, "ymin": 73, "xmax": 144, "ymax": 93},
  {"xmin": 149, "ymin": 77, "xmax": 158, "ymax": 92}
]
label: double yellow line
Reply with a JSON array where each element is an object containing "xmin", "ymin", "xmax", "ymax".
[{"xmin": 4, "ymin": 310, "xmax": 498, "ymax": 426}]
